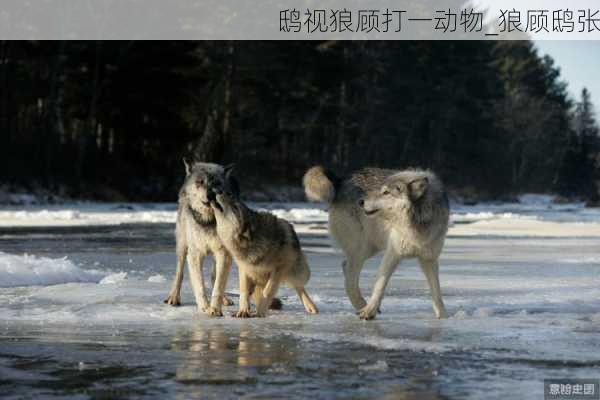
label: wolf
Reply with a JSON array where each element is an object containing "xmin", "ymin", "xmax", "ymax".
[
  {"xmin": 210, "ymin": 191, "xmax": 319, "ymax": 318},
  {"xmin": 303, "ymin": 166, "xmax": 449, "ymax": 320},
  {"xmin": 163, "ymin": 160, "xmax": 239, "ymax": 317}
]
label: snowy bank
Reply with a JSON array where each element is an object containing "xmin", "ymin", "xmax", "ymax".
[
  {"xmin": 0, "ymin": 252, "xmax": 106, "ymax": 287},
  {"xmin": 0, "ymin": 196, "xmax": 599, "ymax": 238}
]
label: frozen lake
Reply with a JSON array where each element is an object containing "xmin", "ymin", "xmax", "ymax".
[{"xmin": 1, "ymin": 197, "xmax": 600, "ymax": 399}]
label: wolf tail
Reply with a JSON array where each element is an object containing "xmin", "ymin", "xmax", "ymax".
[{"xmin": 303, "ymin": 166, "xmax": 338, "ymax": 204}]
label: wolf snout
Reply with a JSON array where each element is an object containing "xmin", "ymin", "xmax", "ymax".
[
  {"xmin": 207, "ymin": 190, "xmax": 216, "ymax": 202},
  {"xmin": 206, "ymin": 186, "xmax": 226, "ymax": 202},
  {"xmin": 358, "ymin": 199, "xmax": 365, "ymax": 208}
]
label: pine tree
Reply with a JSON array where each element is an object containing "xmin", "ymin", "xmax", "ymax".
[{"xmin": 556, "ymin": 88, "xmax": 600, "ymax": 201}]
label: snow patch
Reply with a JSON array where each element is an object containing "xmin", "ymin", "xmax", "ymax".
[
  {"xmin": 559, "ymin": 257, "xmax": 600, "ymax": 264},
  {"xmin": 0, "ymin": 252, "xmax": 105, "ymax": 287},
  {"xmin": 99, "ymin": 272, "xmax": 127, "ymax": 284},
  {"xmin": 473, "ymin": 307, "xmax": 495, "ymax": 318},
  {"xmin": 268, "ymin": 208, "xmax": 328, "ymax": 222},
  {"xmin": 451, "ymin": 212, "xmax": 538, "ymax": 223},
  {"xmin": 518, "ymin": 194, "xmax": 555, "ymax": 205},
  {"xmin": 147, "ymin": 274, "xmax": 166, "ymax": 283},
  {"xmin": 359, "ymin": 360, "xmax": 389, "ymax": 372}
]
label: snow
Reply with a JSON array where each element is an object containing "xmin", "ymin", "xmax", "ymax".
[
  {"xmin": 147, "ymin": 274, "xmax": 166, "ymax": 283},
  {"xmin": 0, "ymin": 203, "xmax": 177, "ymax": 226},
  {"xmin": 1, "ymin": 195, "xmax": 599, "ymax": 238},
  {"xmin": 0, "ymin": 252, "xmax": 106, "ymax": 288},
  {"xmin": 98, "ymin": 272, "xmax": 128, "ymax": 284},
  {"xmin": 358, "ymin": 360, "xmax": 389, "ymax": 372},
  {"xmin": 450, "ymin": 218, "xmax": 600, "ymax": 237},
  {"xmin": 518, "ymin": 193, "xmax": 555, "ymax": 205}
]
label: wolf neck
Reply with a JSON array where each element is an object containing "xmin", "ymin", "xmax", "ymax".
[{"xmin": 187, "ymin": 205, "xmax": 216, "ymax": 228}]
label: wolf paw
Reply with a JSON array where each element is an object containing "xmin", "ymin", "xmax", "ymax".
[
  {"xmin": 207, "ymin": 307, "xmax": 223, "ymax": 317},
  {"xmin": 198, "ymin": 304, "xmax": 211, "ymax": 314},
  {"xmin": 306, "ymin": 305, "xmax": 319, "ymax": 314},
  {"xmin": 222, "ymin": 296, "xmax": 235, "ymax": 306},
  {"xmin": 233, "ymin": 310, "xmax": 253, "ymax": 318},
  {"xmin": 358, "ymin": 305, "xmax": 378, "ymax": 320},
  {"xmin": 304, "ymin": 303, "xmax": 319, "ymax": 314},
  {"xmin": 163, "ymin": 294, "xmax": 181, "ymax": 306}
]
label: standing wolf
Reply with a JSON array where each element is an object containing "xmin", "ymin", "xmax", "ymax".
[
  {"xmin": 303, "ymin": 166, "xmax": 449, "ymax": 320},
  {"xmin": 210, "ymin": 192, "xmax": 319, "ymax": 318},
  {"xmin": 163, "ymin": 160, "xmax": 238, "ymax": 317}
]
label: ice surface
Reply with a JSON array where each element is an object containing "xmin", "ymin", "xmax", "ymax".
[{"xmin": 1, "ymin": 198, "xmax": 599, "ymax": 399}]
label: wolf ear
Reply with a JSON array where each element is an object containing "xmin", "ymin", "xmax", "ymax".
[
  {"xmin": 223, "ymin": 164, "xmax": 239, "ymax": 197},
  {"xmin": 183, "ymin": 157, "xmax": 192, "ymax": 176},
  {"xmin": 223, "ymin": 163, "xmax": 235, "ymax": 178},
  {"xmin": 408, "ymin": 177, "xmax": 428, "ymax": 200}
]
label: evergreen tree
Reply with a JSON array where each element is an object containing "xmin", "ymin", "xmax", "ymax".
[
  {"xmin": 556, "ymin": 88, "xmax": 599, "ymax": 201},
  {"xmin": 0, "ymin": 41, "xmax": 595, "ymax": 202}
]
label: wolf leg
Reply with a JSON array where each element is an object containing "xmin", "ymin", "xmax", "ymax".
[
  {"xmin": 342, "ymin": 255, "xmax": 368, "ymax": 311},
  {"xmin": 295, "ymin": 287, "xmax": 318, "ymax": 314},
  {"xmin": 256, "ymin": 272, "xmax": 282, "ymax": 317},
  {"xmin": 164, "ymin": 241, "xmax": 187, "ymax": 306},
  {"xmin": 358, "ymin": 248, "xmax": 401, "ymax": 320},
  {"xmin": 187, "ymin": 251, "xmax": 209, "ymax": 313},
  {"xmin": 251, "ymin": 284, "xmax": 263, "ymax": 310},
  {"xmin": 210, "ymin": 258, "xmax": 234, "ymax": 306},
  {"xmin": 234, "ymin": 269, "xmax": 252, "ymax": 318},
  {"xmin": 418, "ymin": 257, "xmax": 448, "ymax": 319},
  {"xmin": 207, "ymin": 253, "xmax": 232, "ymax": 317}
]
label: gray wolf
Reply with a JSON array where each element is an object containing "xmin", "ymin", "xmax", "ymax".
[
  {"xmin": 303, "ymin": 166, "xmax": 449, "ymax": 320},
  {"xmin": 211, "ymin": 192, "xmax": 319, "ymax": 318},
  {"xmin": 163, "ymin": 160, "xmax": 238, "ymax": 317}
]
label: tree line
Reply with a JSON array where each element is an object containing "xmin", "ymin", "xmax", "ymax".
[{"xmin": 0, "ymin": 41, "xmax": 598, "ymax": 202}]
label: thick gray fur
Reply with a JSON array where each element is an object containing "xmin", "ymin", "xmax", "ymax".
[
  {"xmin": 163, "ymin": 160, "xmax": 237, "ymax": 317},
  {"xmin": 303, "ymin": 166, "xmax": 450, "ymax": 320},
  {"xmin": 211, "ymin": 193, "xmax": 318, "ymax": 318}
]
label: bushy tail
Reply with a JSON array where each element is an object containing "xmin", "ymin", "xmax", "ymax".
[{"xmin": 303, "ymin": 166, "xmax": 337, "ymax": 203}]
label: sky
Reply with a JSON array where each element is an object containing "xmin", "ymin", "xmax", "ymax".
[{"xmin": 533, "ymin": 41, "xmax": 600, "ymax": 116}]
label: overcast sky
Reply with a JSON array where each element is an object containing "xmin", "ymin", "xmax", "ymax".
[{"xmin": 534, "ymin": 41, "xmax": 600, "ymax": 117}]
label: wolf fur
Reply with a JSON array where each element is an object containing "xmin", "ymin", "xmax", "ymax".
[
  {"xmin": 163, "ymin": 160, "xmax": 238, "ymax": 317},
  {"xmin": 303, "ymin": 166, "xmax": 449, "ymax": 320},
  {"xmin": 211, "ymin": 192, "xmax": 318, "ymax": 318}
]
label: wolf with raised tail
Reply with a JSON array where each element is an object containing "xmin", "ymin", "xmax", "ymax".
[
  {"xmin": 210, "ymin": 192, "xmax": 319, "ymax": 318},
  {"xmin": 303, "ymin": 166, "xmax": 449, "ymax": 320}
]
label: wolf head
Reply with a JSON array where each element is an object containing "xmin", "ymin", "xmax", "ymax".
[
  {"xmin": 181, "ymin": 159, "xmax": 239, "ymax": 218},
  {"xmin": 211, "ymin": 191, "xmax": 243, "ymax": 224},
  {"xmin": 210, "ymin": 191, "xmax": 250, "ymax": 238},
  {"xmin": 360, "ymin": 171, "xmax": 429, "ymax": 218}
]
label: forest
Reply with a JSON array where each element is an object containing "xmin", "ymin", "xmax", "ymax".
[{"xmin": 0, "ymin": 41, "xmax": 598, "ymax": 203}]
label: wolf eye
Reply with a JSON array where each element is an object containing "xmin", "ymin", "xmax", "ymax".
[{"xmin": 382, "ymin": 189, "xmax": 390, "ymax": 195}]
